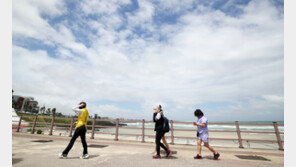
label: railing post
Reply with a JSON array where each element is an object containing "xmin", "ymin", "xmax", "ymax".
[
  {"xmin": 49, "ymin": 115, "xmax": 55, "ymax": 135},
  {"xmin": 142, "ymin": 119, "xmax": 145, "ymax": 142},
  {"xmin": 235, "ymin": 121, "xmax": 244, "ymax": 148},
  {"xmin": 114, "ymin": 118, "xmax": 119, "ymax": 141},
  {"xmin": 91, "ymin": 118, "xmax": 96, "ymax": 139},
  {"xmin": 170, "ymin": 120, "xmax": 174, "ymax": 144},
  {"xmin": 273, "ymin": 122, "xmax": 284, "ymax": 150},
  {"xmin": 31, "ymin": 115, "xmax": 38, "ymax": 134},
  {"xmin": 16, "ymin": 115, "xmax": 23, "ymax": 132},
  {"xmin": 68, "ymin": 117, "xmax": 74, "ymax": 137}
]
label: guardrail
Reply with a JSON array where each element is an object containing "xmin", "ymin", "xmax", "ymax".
[{"xmin": 12, "ymin": 115, "xmax": 284, "ymax": 150}]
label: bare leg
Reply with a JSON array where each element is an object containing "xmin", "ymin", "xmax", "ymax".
[
  {"xmin": 204, "ymin": 142, "xmax": 217, "ymax": 154},
  {"xmin": 162, "ymin": 136, "xmax": 170, "ymax": 150},
  {"xmin": 197, "ymin": 139, "xmax": 202, "ymax": 155}
]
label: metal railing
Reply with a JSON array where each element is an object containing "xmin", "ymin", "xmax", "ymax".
[{"xmin": 12, "ymin": 115, "xmax": 284, "ymax": 150}]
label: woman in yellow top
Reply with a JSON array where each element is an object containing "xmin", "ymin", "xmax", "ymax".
[{"xmin": 59, "ymin": 102, "xmax": 90, "ymax": 159}]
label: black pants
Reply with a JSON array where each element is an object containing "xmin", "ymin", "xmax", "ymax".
[
  {"xmin": 155, "ymin": 131, "xmax": 167, "ymax": 155},
  {"xmin": 62, "ymin": 125, "xmax": 88, "ymax": 155}
]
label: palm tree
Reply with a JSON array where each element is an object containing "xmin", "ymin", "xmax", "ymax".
[
  {"xmin": 46, "ymin": 108, "xmax": 51, "ymax": 115},
  {"xmin": 51, "ymin": 108, "xmax": 56, "ymax": 116},
  {"xmin": 40, "ymin": 106, "xmax": 46, "ymax": 115}
]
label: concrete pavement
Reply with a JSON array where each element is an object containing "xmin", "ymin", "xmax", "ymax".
[{"xmin": 12, "ymin": 132, "xmax": 284, "ymax": 167}]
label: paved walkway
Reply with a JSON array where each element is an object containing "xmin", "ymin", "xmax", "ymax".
[{"xmin": 12, "ymin": 133, "xmax": 284, "ymax": 167}]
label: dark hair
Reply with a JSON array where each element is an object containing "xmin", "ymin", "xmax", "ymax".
[
  {"xmin": 159, "ymin": 105, "xmax": 162, "ymax": 111},
  {"xmin": 79, "ymin": 102, "xmax": 87, "ymax": 108},
  {"xmin": 194, "ymin": 109, "xmax": 204, "ymax": 117}
]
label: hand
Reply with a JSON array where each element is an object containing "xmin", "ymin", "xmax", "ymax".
[{"xmin": 193, "ymin": 122, "xmax": 197, "ymax": 126}]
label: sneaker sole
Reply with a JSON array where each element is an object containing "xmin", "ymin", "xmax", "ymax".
[
  {"xmin": 153, "ymin": 157, "xmax": 161, "ymax": 159},
  {"xmin": 59, "ymin": 155, "xmax": 67, "ymax": 159},
  {"xmin": 214, "ymin": 154, "xmax": 220, "ymax": 160}
]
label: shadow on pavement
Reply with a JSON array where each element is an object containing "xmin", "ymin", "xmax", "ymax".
[
  {"xmin": 62, "ymin": 155, "xmax": 100, "ymax": 159},
  {"xmin": 164, "ymin": 156, "xmax": 178, "ymax": 159},
  {"xmin": 12, "ymin": 158, "xmax": 23, "ymax": 165},
  {"xmin": 203, "ymin": 155, "xmax": 221, "ymax": 161},
  {"xmin": 89, "ymin": 155, "xmax": 100, "ymax": 159}
]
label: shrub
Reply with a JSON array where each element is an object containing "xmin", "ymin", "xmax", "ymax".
[{"xmin": 36, "ymin": 129, "xmax": 43, "ymax": 134}]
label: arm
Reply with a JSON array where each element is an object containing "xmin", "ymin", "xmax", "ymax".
[
  {"xmin": 197, "ymin": 123, "xmax": 206, "ymax": 127},
  {"xmin": 153, "ymin": 113, "xmax": 157, "ymax": 122},
  {"xmin": 72, "ymin": 106, "xmax": 82, "ymax": 114},
  {"xmin": 193, "ymin": 122, "xmax": 206, "ymax": 127},
  {"xmin": 155, "ymin": 113, "xmax": 161, "ymax": 121}
]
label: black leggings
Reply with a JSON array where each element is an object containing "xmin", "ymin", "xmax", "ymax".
[
  {"xmin": 155, "ymin": 131, "xmax": 167, "ymax": 155},
  {"xmin": 62, "ymin": 125, "xmax": 88, "ymax": 155}
]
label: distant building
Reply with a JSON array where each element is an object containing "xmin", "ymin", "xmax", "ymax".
[{"xmin": 12, "ymin": 95, "xmax": 39, "ymax": 113}]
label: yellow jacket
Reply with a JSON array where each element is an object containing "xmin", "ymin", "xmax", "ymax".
[{"xmin": 75, "ymin": 108, "xmax": 89, "ymax": 129}]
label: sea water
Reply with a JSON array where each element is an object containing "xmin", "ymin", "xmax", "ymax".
[{"xmin": 125, "ymin": 121, "xmax": 284, "ymax": 132}]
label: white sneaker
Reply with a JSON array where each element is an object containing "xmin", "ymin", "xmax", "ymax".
[
  {"xmin": 58, "ymin": 153, "xmax": 67, "ymax": 159},
  {"xmin": 80, "ymin": 154, "xmax": 89, "ymax": 159}
]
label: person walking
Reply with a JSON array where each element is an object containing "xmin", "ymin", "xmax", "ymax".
[
  {"xmin": 153, "ymin": 105, "xmax": 171, "ymax": 159},
  {"xmin": 193, "ymin": 109, "xmax": 220, "ymax": 160},
  {"xmin": 59, "ymin": 102, "xmax": 90, "ymax": 159}
]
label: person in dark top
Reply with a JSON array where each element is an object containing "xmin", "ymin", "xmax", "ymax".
[{"xmin": 153, "ymin": 105, "xmax": 170, "ymax": 159}]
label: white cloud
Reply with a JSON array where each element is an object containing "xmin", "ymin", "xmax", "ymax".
[
  {"xmin": 153, "ymin": 0, "xmax": 196, "ymax": 14},
  {"xmin": 80, "ymin": 0, "xmax": 131, "ymax": 16},
  {"xmin": 12, "ymin": 0, "xmax": 284, "ymax": 121},
  {"xmin": 93, "ymin": 104, "xmax": 143, "ymax": 119},
  {"xmin": 30, "ymin": 0, "xmax": 66, "ymax": 17},
  {"xmin": 262, "ymin": 95, "xmax": 284, "ymax": 103},
  {"xmin": 126, "ymin": 0, "xmax": 155, "ymax": 31},
  {"xmin": 12, "ymin": 0, "xmax": 88, "ymax": 56}
]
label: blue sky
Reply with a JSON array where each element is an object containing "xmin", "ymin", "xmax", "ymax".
[{"xmin": 12, "ymin": 0, "xmax": 284, "ymax": 122}]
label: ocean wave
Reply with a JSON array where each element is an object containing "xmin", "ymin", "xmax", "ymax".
[{"xmin": 125, "ymin": 122, "xmax": 283, "ymax": 132}]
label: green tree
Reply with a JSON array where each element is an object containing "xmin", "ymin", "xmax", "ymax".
[
  {"xmin": 51, "ymin": 108, "xmax": 56, "ymax": 116},
  {"xmin": 40, "ymin": 106, "xmax": 46, "ymax": 115},
  {"xmin": 46, "ymin": 108, "xmax": 51, "ymax": 115}
]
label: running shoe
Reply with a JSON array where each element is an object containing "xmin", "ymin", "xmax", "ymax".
[
  {"xmin": 166, "ymin": 149, "xmax": 172, "ymax": 157},
  {"xmin": 153, "ymin": 155, "xmax": 161, "ymax": 159},
  {"xmin": 214, "ymin": 152, "xmax": 220, "ymax": 160},
  {"xmin": 80, "ymin": 154, "xmax": 90, "ymax": 159},
  {"xmin": 58, "ymin": 153, "xmax": 67, "ymax": 159},
  {"xmin": 194, "ymin": 154, "xmax": 203, "ymax": 159}
]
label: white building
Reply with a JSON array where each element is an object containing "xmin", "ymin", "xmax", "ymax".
[{"xmin": 12, "ymin": 95, "xmax": 39, "ymax": 113}]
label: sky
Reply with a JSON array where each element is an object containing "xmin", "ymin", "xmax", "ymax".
[{"xmin": 12, "ymin": 0, "xmax": 284, "ymax": 122}]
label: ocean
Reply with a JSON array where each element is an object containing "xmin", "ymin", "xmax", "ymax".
[{"xmin": 125, "ymin": 121, "xmax": 284, "ymax": 132}]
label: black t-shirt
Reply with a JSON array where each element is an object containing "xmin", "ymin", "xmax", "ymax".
[{"xmin": 153, "ymin": 112, "xmax": 164, "ymax": 132}]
